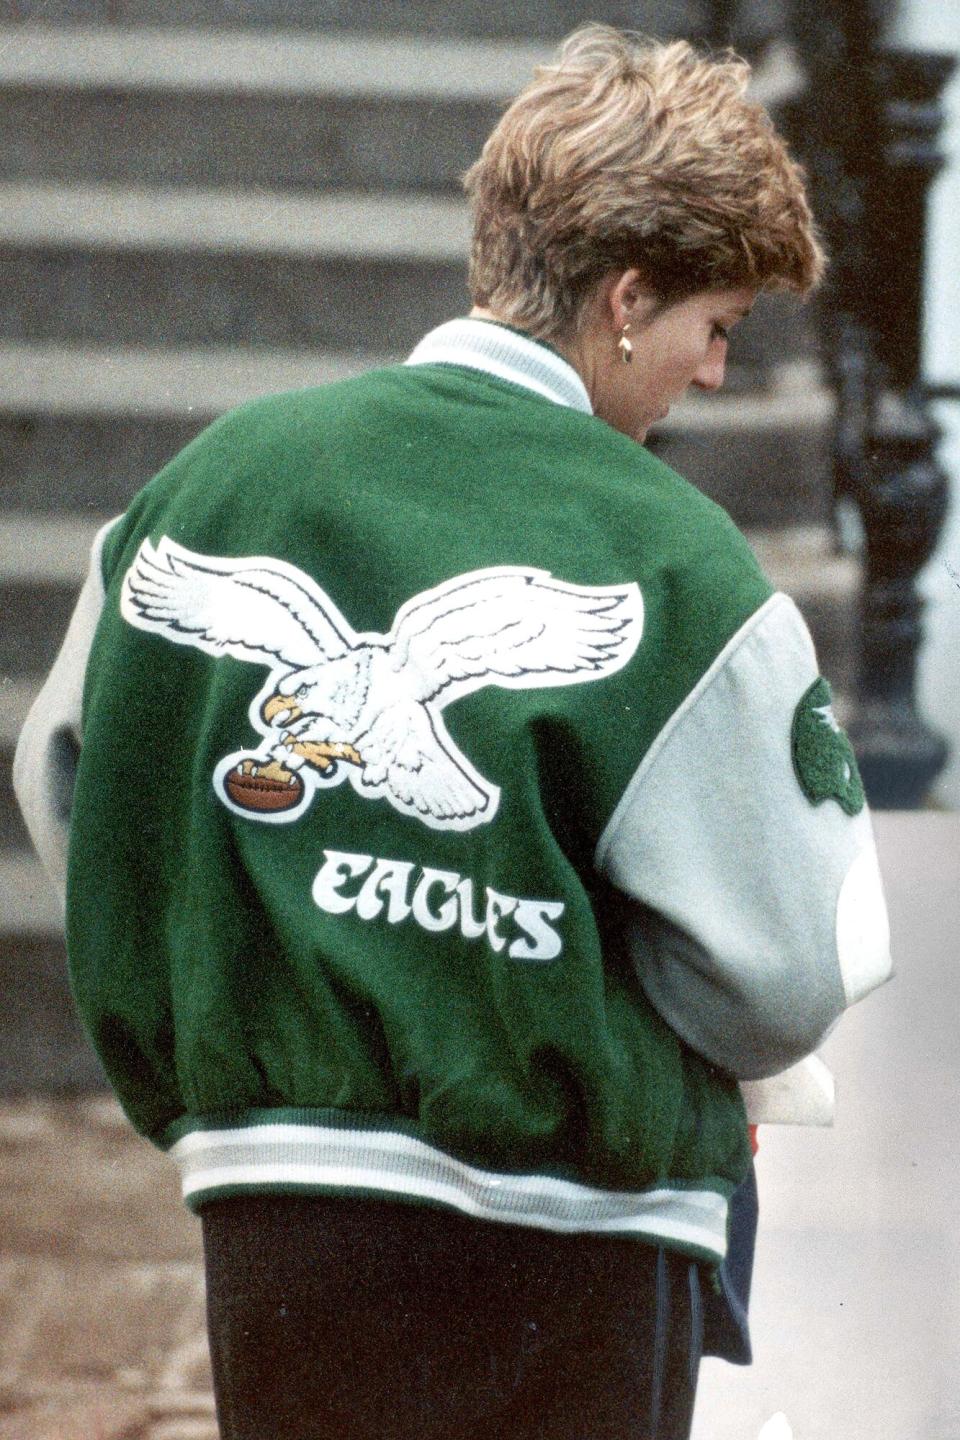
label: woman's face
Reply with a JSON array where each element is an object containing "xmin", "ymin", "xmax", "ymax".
[{"xmin": 584, "ymin": 283, "xmax": 757, "ymax": 444}]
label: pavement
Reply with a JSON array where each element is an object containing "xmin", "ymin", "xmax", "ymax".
[
  {"xmin": 1, "ymin": 811, "xmax": 958, "ymax": 1440},
  {"xmin": 0, "ymin": 1094, "xmax": 213, "ymax": 1440}
]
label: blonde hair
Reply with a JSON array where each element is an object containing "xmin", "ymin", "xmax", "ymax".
[{"xmin": 463, "ymin": 24, "xmax": 825, "ymax": 339}]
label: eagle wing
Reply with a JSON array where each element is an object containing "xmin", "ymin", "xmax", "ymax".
[
  {"xmin": 389, "ymin": 569, "xmax": 643, "ymax": 705},
  {"xmin": 356, "ymin": 701, "xmax": 494, "ymax": 828},
  {"xmin": 121, "ymin": 536, "xmax": 352, "ymax": 671}
]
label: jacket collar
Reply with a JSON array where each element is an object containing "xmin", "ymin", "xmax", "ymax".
[{"xmin": 405, "ymin": 318, "xmax": 593, "ymax": 415}]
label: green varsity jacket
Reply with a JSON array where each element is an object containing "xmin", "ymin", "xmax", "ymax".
[{"xmin": 14, "ymin": 320, "xmax": 891, "ymax": 1263}]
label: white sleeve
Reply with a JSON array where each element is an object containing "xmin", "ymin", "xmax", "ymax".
[
  {"xmin": 12, "ymin": 518, "xmax": 121, "ymax": 907},
  {"xmin": 595, "ymin": 592, "xmax": 892, "ymax": 1082}
]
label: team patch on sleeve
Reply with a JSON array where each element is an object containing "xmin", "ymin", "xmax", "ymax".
[{"xmin": 791, "ymin": 677, "xmax": 865, "ymax": 816}]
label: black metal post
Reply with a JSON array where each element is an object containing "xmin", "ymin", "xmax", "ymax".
[
  {"xmin": 702, "ymin": 0, "xmax": 736, "ymax": 47},
  {"xmin": 792, "ymin": 3, "xmax": 955, "ymax": 807},
  {"xmin": 845, "ymin": 49, "xmax": 956, "ymax": 807},
  {"xmin": 788, "ymin": 2, "xmax": 885, "ymax": 536}
]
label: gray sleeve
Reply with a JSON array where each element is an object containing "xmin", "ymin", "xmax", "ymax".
[
  {"xmin": 594, "ymin": 593, "xmax": 892, "ymax": 1081},
  {"xmin": 12, "ymin": 518, "xmax": 120, "ymax": 907}
]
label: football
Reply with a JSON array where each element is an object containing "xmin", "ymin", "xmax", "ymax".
[{"xmin": 224, "ymin": 764, "xmax": 305, "ymax": 814}]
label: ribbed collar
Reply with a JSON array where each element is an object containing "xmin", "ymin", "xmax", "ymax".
[{"xmin": 405, "ymin": 318, "xmax": 593, "ymax": 415}]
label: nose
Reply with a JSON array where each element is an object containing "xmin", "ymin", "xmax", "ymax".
[{"xmin": 692, "ymin": 342, "xmax": 726, "ymax": 393}]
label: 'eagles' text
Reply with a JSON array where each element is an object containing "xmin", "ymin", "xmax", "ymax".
[{"xmin": 312, "ymin": 850, "xmax": 565, "ymax": 962}]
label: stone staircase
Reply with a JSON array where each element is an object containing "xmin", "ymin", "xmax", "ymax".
[{"xmin": 0, "ymin": 1, "xmax": 855, "ymax": 1090}]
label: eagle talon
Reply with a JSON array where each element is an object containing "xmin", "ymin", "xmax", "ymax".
[
  {"xmin": 284, "ymin": 739, "xmax": 363, "ymax": 773},
  {"xmin": 248, "ymin": 758, "xmax": 297, "ymax": 784}
]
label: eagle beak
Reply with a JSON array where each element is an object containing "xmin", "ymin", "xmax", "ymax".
[{"xmin": 262, "ymin": 692, "xmax": 303, "ymax": 727}]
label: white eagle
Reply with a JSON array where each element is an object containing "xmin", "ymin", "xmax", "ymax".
[{"xmin": 121, "ymin": 536, "xmax": 644, "ymax": 831}]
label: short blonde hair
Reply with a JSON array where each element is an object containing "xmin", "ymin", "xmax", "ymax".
[{"xmin": 464, "ymin": 25, "xmax": 825, "ymax": 339}]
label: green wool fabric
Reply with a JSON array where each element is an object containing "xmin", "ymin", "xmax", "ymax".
[{"xmin": 67, "ymin": 355, "xmax": 771, "ymax": 1248}]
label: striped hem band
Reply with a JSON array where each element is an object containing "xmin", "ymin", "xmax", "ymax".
[{"xmin": 169, "ymin": 1121, "xmax": 729, "ymax": 1260}]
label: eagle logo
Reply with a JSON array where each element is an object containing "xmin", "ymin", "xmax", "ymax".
[
  {"xmin": 121, "ymin": 537, "xmax": 644, "ymax": 831},
  {"xmin": 791, "ymin": 676, "xmax": 865, "ymax": 816}
]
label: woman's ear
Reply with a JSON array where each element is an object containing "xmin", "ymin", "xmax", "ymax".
[{"xmin": 606, "ymin": 268, "xmax": 651, "ymax": 330}]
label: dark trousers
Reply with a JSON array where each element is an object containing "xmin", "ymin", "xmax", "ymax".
[{"xmin": 201, "ymin": 1194, "xmax": 705, "ymax": 1440}]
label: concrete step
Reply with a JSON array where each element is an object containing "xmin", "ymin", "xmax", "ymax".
[
  {"xmin": 0, "ymin": 927, "xmax": 106, "ymax": 1091},
  {"xmin": 0, "ymin": 515, "xmax": 100, "ymax": 700},
  {"xmin": 0, "ymin": 182, "xmax": 472, "ymax": 350},
  {"xmin": 0, "ymin": 680, "xmax": 34, "ymax": 850},
  {"xmin": 0, "ymin": 27, "xmax": 543, "ymax": 196},
  {"xmin": 0, "ymin": 679, "xmax": 33, "ymax": 747},
  {"xmin": 0, "ymin": 341, "xmax": 385, "ymax": 516},
  {"xmin": 0, "ymin": 180, "xmax": 471, "ymax": 256},
  {"xmin": 747, "ymin": 524, "xmax": 858, "ymax": 605},
  {"xmin": 0, "ymin": 512, "xmax": 101, "ymax": 678},
  {"xmin": 0, "ymin": 580, "xmax": 79, "ymax": 681},
  {"xmin": 0, "ymin": 855, "xmax": 63, "ymax": 934},
  {"xmin": 0, "ymin": 2, "xmax": 762, "ymax": 43},
  {"xmin": 750, "ymin": 523, "xmax": 859, "ymax": 688},
  {"xmin": 0, "ymin": 26, "xmax": 800, "ymax": 195},
  {"xmin": 0, "ymin": 24, "xmax": 548, "ymax": 98},
  {"xmin": 650, "ymin": 358, "xmax": 833, "ymax": 527},
  {"xmin": 0, "ymin": 83, "xmax": 499, "ymax": 199},
  {"xmin": 0, "ymin": 511, "xmax": 99, "ymax": 584},
  {"xmin": 0, "ymin": 339, "xmax": 384, "ymax": 413}
]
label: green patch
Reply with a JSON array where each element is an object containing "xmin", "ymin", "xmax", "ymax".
[{"xmin": 791, "ymin": 677, "xmax": 865, "ymax": 816}]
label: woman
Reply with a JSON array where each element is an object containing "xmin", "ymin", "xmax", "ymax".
[{"xmin": 15, "ymin": 25, "xmax": 891, "ymax": 1440}]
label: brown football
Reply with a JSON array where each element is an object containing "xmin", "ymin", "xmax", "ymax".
[{"xmin": 224, "ymin": 765, "xmax": 305, "ymax": 814}]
